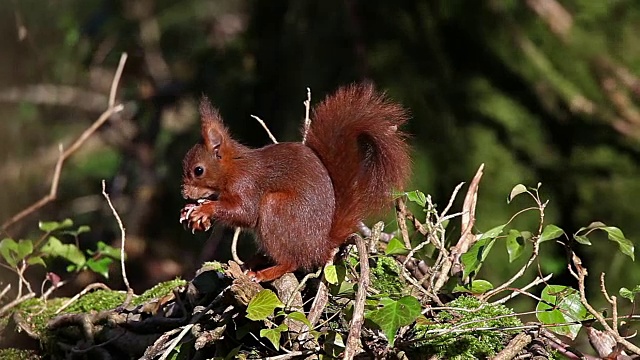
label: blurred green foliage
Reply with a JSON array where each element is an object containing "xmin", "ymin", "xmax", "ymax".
[{"xmin": 1, "ymin": 0, "xmax": 639, "ymax": 306}]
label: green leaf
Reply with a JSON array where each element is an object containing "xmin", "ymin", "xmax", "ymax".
[
  {"xmin": 385, "ymin": 238, "xmax": 409, "ymax": 256},
  {"xmin": 86, "ymin": 257, "xmax": 113, "ymax": 278},
  {"xmin": 405, "ymin": 190, "xmax": 426, "ymax": 207},
  {"xmin": 39, "ymin": 219, "xmax": 74, "ymax": 233},
  {"xmin": 601, "ymin": 226, "xmax": 634, "ymax": 261},
  {"xmin": 0, "ymin": 238, "xmax": 19, "ymax": 267},
  {"xmin": 508, "ymin": 184, "xmax": 528, "ymax": 203},
  {"xmin": 260, "ymin": 324, "xmax": 288, "ymax": 350},
  {"xmin": 536, "ymin": 285, "xmax": 588, "ymax": 340},
  {"xmin": 41, "ymin": 236, "xmax": 86, "ymax": 267},
  {"xmin": 619, "ymin": 285, "xmax": 640, "ymax": 302},
  {"xmin": 27, "ymin": 256, "xmax": 46, "ymax": 267},
  {"xmin": 479, "ymin": 224, "xmax": 506, "ymax": 240},
  {"xmin": 246, "ymin": 289, "xmax": 284, "ymax": 321},
  {"xmin": 365, "ymin": 296, "xmax": 421, "ymax": 347},
  {"xmin": 539, "ymin": 225, "xmax": 565, "ymax": 243},
  {"xmin": 16, "ymin": 239, "xmax": 34, "ymax": 261},
  {"xmin": 286, "ymin": 311, "xmax": 311, "ymax": 328},
  {"xmin": 461, "ymin": 237, "xmax": 497, "ymax": 279},
  {"xmin": 96, "ymin": 241, "xmax": 121, "ymax": 260},
  {"xmin": 453, "ymin": 279, "xmax": 494, "ymax": 294},
  {"xmin": 506, "ymin": 229, "xmax": 525, "ymax": 262},
  {"xmin": 573, "ymin": 235, "xmax": 592, "ymax": 245},
  {"xmin": 324, "ymin": 264, "xmax": 339, "ymax": 284}
]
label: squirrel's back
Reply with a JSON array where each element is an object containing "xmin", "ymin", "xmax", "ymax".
[{"xmin": 305, "ymin": 83, "xmax": 411, "ymax": 246}]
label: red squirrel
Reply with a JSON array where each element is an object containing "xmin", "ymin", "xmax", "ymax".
[{"xmin": 179, "ymin": 83, "xmax": 411, "ymax": 282}]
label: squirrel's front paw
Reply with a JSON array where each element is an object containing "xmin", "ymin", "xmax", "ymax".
[{"xmin": 179, "ymin": 202, "xmax": 213, "ymax": 232}]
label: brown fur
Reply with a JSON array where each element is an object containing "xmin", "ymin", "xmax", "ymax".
[{"xmin": 181, "ymin": 83, "xmax": 411, "ymax": 281}]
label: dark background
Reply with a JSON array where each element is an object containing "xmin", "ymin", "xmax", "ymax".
[{"xmin": 1, "ymin": 0, "xmax": 639, "ymax": 317}]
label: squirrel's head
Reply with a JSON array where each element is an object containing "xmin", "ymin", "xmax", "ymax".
[{"xmin": 181, "ymin": 97, "xmax": 237, "ymax": 202}]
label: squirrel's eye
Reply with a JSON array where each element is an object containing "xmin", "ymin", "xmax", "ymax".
[{"xmin": 193, "ymin": 166, "xmax": 204, "ymax": 177}]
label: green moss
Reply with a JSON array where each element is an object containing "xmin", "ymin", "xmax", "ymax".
[
  {"xmin": 64, "ymin": 290, "xmax": 126, "ymax": 313},
  {"xmin": 133, "ymin": 278, "xmax": 187, "ymax": 305},
  {"xmin": 370, "ymin": 256, "xmax": 405, "ymax": 295},
  {"xmin": 411, "ymin": 295, "xmax": 522, "ymax": 359},
  {"xmin": 0, "ymin": 348, "xmax": 40, "ymax": 360},
  {"xmin": 16, "ymin": 297, "xmax": 68, "ymax": 336}
]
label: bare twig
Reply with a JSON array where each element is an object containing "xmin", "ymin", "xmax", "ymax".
[
  {"xmin": 0, "ymin": 292, "xmax": 35, "ymax": 317},
  {"xmin": 395, "ymin": 197, "xmax": 412, "ymax": 249},
  {"xmin": 302, "ymin": 87, "xmax": 312, "ymax": 144},
  {"xmin": 493, "ymin": 332, "xmax": 532, "ymax": 360},
  {"xmin": 344, "ymin": 234, "xmax": 370, "ymax": 359},
  {"xmin": 450, "ymin": 164, "xmax": 484, "ymax": 276},
  {"xmin": 101, "ymin": 180, "xmax": 133, "ymax": 300},
  {"xmin": 491, "ymin": 273, "xmax": 553, "ymax": 305},
  {"xmin": 231, "ymin": 227, "xmax": 244, "ymax": 265},
  {"xmin": 571, "ymin": 251, "xmax": 640, "ymax": 355},
  {"xmin": 1, "ymin": 53, "xmax": 128, "ymax": 231},
  {"xmin": 251, "ymin": 115, "xmax": 279, "ymax": 144},
  {"xmin": 0, "ymin": 283, "xmax": 11, "ymax": 300}
]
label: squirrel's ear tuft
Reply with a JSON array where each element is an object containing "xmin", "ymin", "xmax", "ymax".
[{"xmin": 199, "ymin": 96, "xmax": 227, "ymax": 152}]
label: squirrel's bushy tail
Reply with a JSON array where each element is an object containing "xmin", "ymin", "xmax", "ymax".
[{"xmin": 305, "ymin": 83, "xmax": 411, "ymax": 247}]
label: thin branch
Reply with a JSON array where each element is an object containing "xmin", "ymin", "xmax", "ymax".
[
  {"xmin": 251, "ymin": 115, "xmax": 278, "ymax": 144},
  {"xmin": 491, "ymin": 273, "xmax": 553, "ymax": 305},
  {"xmin": 1, "ymin": 52, "xmax": 128, "ymax": 231},
  {"xmin": 231, "ymin": 227, "xmax": 243, "ymax": 265},
  {"xmin": 343, "ymin": 234, "xmax": 370, "ymax": 360},
  {"xmin": 101, "ymin": 180, "xmax": 132, "ymax": 297},
  {"xmin": 302, "ymin": 87, "xmax": 312, "ymax": 144},
  {"xmin": 0, "ymin": 284, "xmax": 11, "ymax": 300},
  {"xmin": 0, "ymin": 292, "xmax": 35, "ymax": 317}
]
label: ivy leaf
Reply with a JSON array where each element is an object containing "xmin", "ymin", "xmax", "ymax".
[
  {"xmin": 324, "ymin": 265, "xmax": 339, "ymax": 284},
  {"xmin": 385, "ymin": 238, "xmax": 409, "ymax": 256},
  {"xmin": 16, "ymin": 239, "xmax": 34, "ymax": 261},
  {"xmin": 39, "ymin": 219, "xmax": 74, "ymax": 233},
  {"xmin": 260, "ymin": 324, "xmax": 288, "ymax": 350},
  {"xmin": 365, "ymin": 296, "xmax": 421, "ymax": 347},
  {"xmin": 246, "ymin": 289, "xmax": 284, "ymax": 321},
  {"xmin": 539, "ymin": 225, "xmax": 565, "ymax": 243},
  {"xmin": 506, "ymin": 229, "xmax": 525, "ymax": 262},
  {"xmin": 286, "ymin": 311, "xmax": 311, "ymax": 328},
  {"xmin": 536, "ymin": 285, "xmax": 588, "ymax": 340},
  {"xmin": 452, "ymin": 279, "xmax": 494, "ymax": 294},
  {"xmin": 508, "ymin": 184, "xmax": 528, "ymax": 203},
  {"xmin": 41, "ymin": 236, "xmax": 86, "ymax": 267},
  {"xmin": 461, "ymin": 237, "xmax": 497, "ymax": 279},
  {"xmin": 405, "ymin": 190, "xmax": 426, "ymax": 207}
]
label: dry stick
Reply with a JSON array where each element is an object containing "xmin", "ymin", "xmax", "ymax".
[
  {"xmin": 101, "ymin": 180, "xmax": 133, "ymax": 302},
  {"xmin": 492, "ymin": 332, "xmax": 533, "ymax": 360},
  {"xmin": 230, "ymin": 227, "xmax": 244, "ymax": 265},
  {"xmin": 343, "ymin": 235, "xmax": 370, "ymax": 360},
  {"xmin": 571, "ymin": 252, "xmax": 640, "ymax": 355},
  {"xmin": 0, "ymin": 292, "xmax": 35, "ymax": 317},
  {"xmin": 395, "ymin": 197, "xmax": 412, "ymax": 249},
  {"xmin": 0, "ymin": 283, "xmax": 11, "ymax": 300},
  {"xmin": 491, "ymin": 273, "xmax": 553, "ymax": 305},
  {"xmin": 449, "ymin": 163, "xmax": 484, "ymax": 276},
  {"xmin": 302, "ymin": 87, "xmax": 312, "ymax": 144},
  {"xmin": 600, "ymin": 273, "xmax": 619, "ymax": 336},
  {"xmin": 1, "ymin": 52, "xmax": 128, "ymax": 231},
  {"xmin": 251, "ymin": 115, "xmax": 279, "ymax": 144}
]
